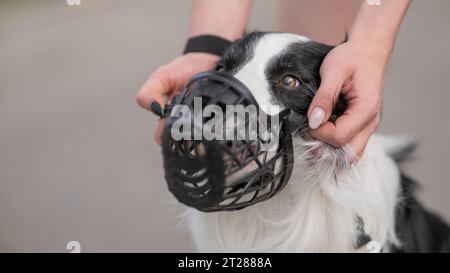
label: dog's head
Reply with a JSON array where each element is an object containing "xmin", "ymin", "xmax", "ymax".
[
  {"xmin": 219, "ymin": 32, "xmax": 353, "ymax": 170},
  {"xmin": 219, "ymin": 32, "xmax": 346, "ymax": 129},
  {"xmin": 161, "ymin": 32, "xmax": 356, "ymax": 211}
]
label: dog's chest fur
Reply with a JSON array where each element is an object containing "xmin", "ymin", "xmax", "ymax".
[
  {"xmin": 174, "ymin": 32, "xmax": 450, "ymax": 253},
  {"xmin": 183, "ymin": 135, "xmax": 401, "ymax": 252}
]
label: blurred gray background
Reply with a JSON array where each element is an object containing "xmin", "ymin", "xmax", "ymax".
[{"xmin": 0, "ymin": 0, "xmax": 449, "ymax": 252}]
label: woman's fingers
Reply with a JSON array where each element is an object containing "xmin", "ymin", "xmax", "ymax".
[
  {"xmin": 307, "ymin": 56, "xmax": 352, "ymax": 130},
  {"xmin": 154, "ymin": 119, "xmax": 166, "ymax": 145},
  {"xmin": 308, "ymin": 95, "xmax": 380, "ymax": 147},
  {"xmin": 346, "ymin": 113, "xmax": 380, "ymax": 160},
  {"xmin": 137, "ymin": 53, "xmax": 221, "ymax": 145},
  {"xmin": 136, "ymin": 66, "xmax": 174, "ymax": 112}
]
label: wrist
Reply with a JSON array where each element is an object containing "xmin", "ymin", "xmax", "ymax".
[
  {"xmin": 348, "ymin": 31, "xmax": 393, "ymax": 62},
  {"xmin": 348, "ymin": 0, "xmax": 410, "ymax": 62}
]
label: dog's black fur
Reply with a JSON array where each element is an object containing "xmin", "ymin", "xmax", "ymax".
[
  {"xmin": 391, "ymin": 174, "xmax": 450, "ymax": 252},
  {"xmin": 220, "ymin": 31, "xmax": 450, "ymax": 252},
  {"xmin": 220, "ymin": 32, "xmax": 346, "ymax": 132}
]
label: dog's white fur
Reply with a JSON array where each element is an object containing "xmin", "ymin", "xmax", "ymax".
[
  {"xmin": 234, "ymin": 33, "xmax": 310, "ymax": 115},
  {"xmin": 183, "ymin": 136, "xmax": 401, "ymax": 252},
  {"xmin": 181, "ymin": 33, "xmax": 403, "ymax": 252}
]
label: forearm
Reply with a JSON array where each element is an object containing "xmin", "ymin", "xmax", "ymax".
[
  {"xmin": 189, "ymin": 0, "xmax": 253, "ymax": 41},
  {"xmin": 350, "ymin": 0, "xmax": 410, "ymax": 58}
]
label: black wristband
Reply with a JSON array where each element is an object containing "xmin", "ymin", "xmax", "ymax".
[{"xmin": 183, "ymin": 35, "xmax": 232, "ymax": 57}]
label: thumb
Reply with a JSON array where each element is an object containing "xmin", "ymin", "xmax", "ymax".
[{"xmin": 307, "ymin": 68, "xmax": 350, "ymax": 129}]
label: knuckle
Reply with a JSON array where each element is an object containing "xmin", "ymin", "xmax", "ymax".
[
  {"xmin": 317, "ymin": 89, "xmax": 337, "ymax": 107},
  {"xmin": 367, "ymin": 110, "xmax": 377, "ymax": 122},
  {"xmin": 374, "ymin": 113, "xmax": 381, "ymax": 124},
  {"xmin": 154, "ymin": 129, "xmax": 163, "ymax": 145},
  {"xmin": 371, "ymin": 95, "xmax": 382, "ymax": 111},
  {"xmin": 154, "ymin": 65, "xmax": 173, "ymax": 81},
  {"xmin": 331, "ymin": 131, "xmax": 350, "ymax": 147},
  {"xmin": 373, "ymin": 114, "xmax": 381, "ymax": 129},
  {"xmin": 363, "ymin": 96, "xmax": 381, "ymax": 121},
  {"xmin": 375, "ymin": 95, "xmax": 382, "ymax": 108},
  {"xmin": 136, "ymin": 91, "xmax": 150, "ymax": 108}
]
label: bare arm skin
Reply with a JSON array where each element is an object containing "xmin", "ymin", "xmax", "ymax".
[{"xmin": 188, "ymin": 0, "xmax": 252, "ymax": 41}]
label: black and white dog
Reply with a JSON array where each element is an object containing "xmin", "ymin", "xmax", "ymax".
[{"xmin": 182, "ymin": 32, "xmax": 450, "ymax": 252}]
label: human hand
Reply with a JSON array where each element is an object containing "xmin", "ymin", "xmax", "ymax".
[
  {"xmin": 136, "ymin": 53, "xmax": 220, "ymax": 144},
  {"xmin": 307, "ymin": 40, "xmax": 391, "ymax": 158}
]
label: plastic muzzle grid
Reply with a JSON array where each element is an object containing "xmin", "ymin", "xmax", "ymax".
[{"xmin": 161, "ymin": 71, "xmax": 294, "ymax": 212}]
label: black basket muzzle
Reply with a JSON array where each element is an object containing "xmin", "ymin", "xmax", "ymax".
[{"xmin": 161, "ymin": 71, "xmax": 294, "ymax": 212}]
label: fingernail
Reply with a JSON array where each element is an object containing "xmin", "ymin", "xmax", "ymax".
[
  {"xmin": 150, "ymin": 101, "xmax": 163, "ymax": 117},
  {"xmin": 309, "ymin": 107, "xmax": 325, "ymax": 129},
  {"xmin": 171, "ymin": 95, "xmax": 180, "ymax": 104}
]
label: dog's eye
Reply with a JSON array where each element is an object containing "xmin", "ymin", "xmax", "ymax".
[{"xmin": 280, "ymin": 75, "xmax": 300, "ymax": 89}]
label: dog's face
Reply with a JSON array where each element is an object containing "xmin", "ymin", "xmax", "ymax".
[
  {"xmin": 218, "ymin": 32, "xmax": 345, "ymax": 132},
  {"xmin": 219, "ymin": 32, "xmax": 353, "ymax": 171}
]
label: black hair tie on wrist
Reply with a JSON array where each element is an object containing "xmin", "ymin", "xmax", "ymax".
[{"xmin": 183, "ymin": 35, "xmax": 232, "ymax": 57}]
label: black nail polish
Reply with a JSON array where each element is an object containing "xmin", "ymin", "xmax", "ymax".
[{"xmin": 150, "ymin": 101, "xmax": 163, "ymax": 117}]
